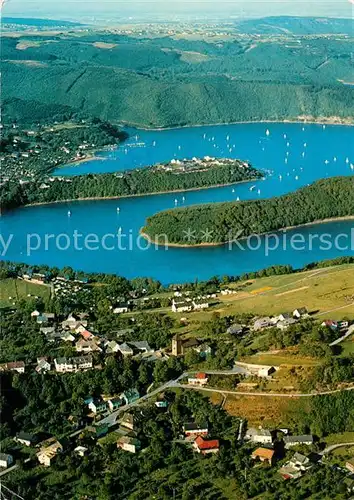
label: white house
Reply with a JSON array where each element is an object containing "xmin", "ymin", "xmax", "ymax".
[
  {"xmin": 0, "ymin": 453, "xmax": 14, "ymax": 469},
  {"xmin": 293, "ymin": 308, "xmax": 309, "ymax": 319},
  {"xmin": 245, "ymin": 427, "xmax": 273, "ymax": 444},
  {"xmin": 118, "ymin": 343, "xmax": 134, "ymax": 356},
  {"xmin": 188, "ymin": 373, "xmax": 208, "ymax": 386},
  {"xmin": 172, "ymin": 300, "xmax": 193, "ymax": 313},
  {"xmin": 117, "ymin": 436, "xmax": 141, "ymax": 454},
  {"xmin": 113, "ymin": 305, "xmax": 129, "ymax": 314},
  {"xmin": 253, "ymin": 317, "xmax": 272, "ymax": 331},
  {"xmin": 54, "ymin": 356, "xmax": 93, "ymax": 373},
  {"xmin": 192, "ymin": 299, "xmax": 210, "ymax": 310}
]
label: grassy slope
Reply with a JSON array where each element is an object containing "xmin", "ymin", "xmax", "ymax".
[{"xmin": 0, "ymin": 278, "xmax": 51, "ymax": 307}]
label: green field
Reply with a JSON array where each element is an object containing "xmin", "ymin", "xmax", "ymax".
[{"xmin": 0, "ymin": 278, "xmax": 51, "ymax": 307}]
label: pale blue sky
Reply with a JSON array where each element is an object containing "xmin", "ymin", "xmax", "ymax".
[{"xmin": 3, "ymin": 0, "xmax": 353, "ymax": 21}]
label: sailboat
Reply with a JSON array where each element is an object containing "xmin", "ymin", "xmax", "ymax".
[
  {"xmin": 174, "ymin": 198, "xmax": 178, "ymax": 205},
  {"xmin": 116, "ymin": 207, "xmax": 120, "ymax": 213},
  {"xmin": 182, "ymin": 196, "xmax": 185, "ymax": 202},
  {"xmin": 257, "ymin": 189, "xmax": 261, "ymax": 195},
  {"xmin": 333, "ymin": 157, "xmax": 337, "ymax": 162},
  {"xmin": 226, "ymin": 135, "xmax": 230, "ymax": 141},
  {"xmin": 236, "ymin": 196, "xmax": 240, "ymax": 201},
  {"xmin": 232, "ymin": 188, "xmax": 235, "ymax": 193},
  {"xmin": 295, "ymin": 176, "xmax": 299, "ymax": 180},
  {"xmin": 322, "ymin": 125, "xmax": 326, "ymax": 130},
  {"xmin": 285, "ymin": 158, "xmax": 288, "ymax": 164},
  {"xmin": 249, "ymin": 185, "xmax": 256, "ymax": 191},
  {"xmin": 67, "ymin": 210, "xmax": 72, "ymax": 217},
  {"xmin": 345, "ymin": 157, "xmax": 349, "ymax": 164},
  {"xmin": 302, "ymin": 152, "xmax": 305, "ymax": 158},
  {"xmin": 287, "ymin": 142, "xmax": 290, "ymax": 147},
  {"xmin": 324, "ymin": 160, "xmax": 329, "ymax": 165},
  {"xmin": 152, "ymin": 141, "xmax": 156, "ymax": 147},
  {"xmin": 203, "ymin": 133, "xmax": 206, "ymax": 139},
  {"xmin": 350, "ymin": 164, "xmax": 354, "ymax": 171},
  {"xmin": 283, "ymin": 134, "xmax": 287, "ymax": 139},
  {"xmin": 302, "ymin": 126, "xmax": 305, "ymax": 131},
  {"xmin": 303, "ymin": 143, "xmax": 307, "ymax": 148},
  {"xmin": 279, "ymin": 175, "xmax": 282, "ymax": 180},
  {"xmin": 266, "ymin": 129, "xmax": 270, "ymax": 137}
]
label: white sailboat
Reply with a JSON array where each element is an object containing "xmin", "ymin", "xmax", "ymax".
[
  {"xmin": 257, "ymin": 189, "xmax": 261, "ymax": 195},
  {"xmin": 324, "ymin": 160, "xmax": 329, "ymax": 165},
  {"xmin": 226, "ymin": 135, "xmax": 230, "ymax": 141},
  {"xmin": 182, "ymin": 196, "xmax": 185, "ymax": 202},
  {"xmin": 152, "ymin": 141, "xmax": 156, "ymax": 147},
  {"xmin": 174, "ymin": 198, "xmax": 178, "ymax": 205},
  {"xmin": 287, "ymin": 142, "xmax": 290, "ymax": 147},
  {"xmin": 285, "ymin": 158, "xmax": 288, "ymax": 164},
  {"xmin": 279, "ymin": 175, "xmax": 282, "ymax": 180},
  {"xmin": 295, "ymin": 175, "xmax": 299, "ymax": 180},
  {"xmin": 116, "ymin": 207, "xmax": 120, "ymax": 213},
  {"xmin": 232, "ymin": 188, "xmax": 235, "ymax": 193},
  {"xmin": 236, "ymin": 196, "xmax": 240, "ymax": 201},
  {"xmin": 283, "ymin": 134, "xmax": 287, "ymax": 139},
  {"xmin": 322, "ymin": 125, "xmax": 326, "ymax": 130},
  {"xmin": 333, "ymin": 157, "xmax": 337, "ymax": 162},
  {"xmin": 203, "ymin": 133, "xmax": 206, "ymax": 139},
  {"xmin": 350, "ymin": 164, "xmax": 354, "ymax": 171},
  {"xmin": 345, "ymin": 157, "xmax": 349, "ymax": 164},
  {"xmin": 249, "ymin": 185, "xmax": 256, "ymax": 191},
  {"xmin": 67, "ymin": 210, "xmax": 72, "ymax": 217},
  {"xmin": 302, "ymin": 152, "xmax": 305, "ymax": 158},
  {"xmin": 303, "ymin": 143, "xmax": 307, "ymax": 148},
  {"xmin": 266, "ymin": 129, "xmax": 270, "ymax": 137}
]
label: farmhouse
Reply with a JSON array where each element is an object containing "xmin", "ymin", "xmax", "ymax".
[
  {"xmin": 54, "ymin": 356, "xmax": 93, "ymax": 373},
  {"xmin": 284, "ymin": 435, "xmax": 313, "ymax": 449},
  {"xmin": 193, "ymin": 436, "xmax": 220, "ymax": 455},
  {"xmin": 251, "ymin": 448, "xmax": 275, "ymax": 465},
  {"xmin": 188, "ymin": 373, "xmax": 208, "ymax": 386}
]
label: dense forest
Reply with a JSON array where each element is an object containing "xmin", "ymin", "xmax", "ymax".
[
  {"xmin": 2, "ymin": 29, "xmax": 354, "ymax": 128},
  {"xmin": 2, "ymin": 160, "xmax": 261, "ymax": 210},
  {"xmin": 143, "ymin": 176, "xmax": 354, "ymax": 245}
]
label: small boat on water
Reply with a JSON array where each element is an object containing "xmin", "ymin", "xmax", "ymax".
[
  {"xmin": 323, "ymin": 125, "xmax": 326, "ymax": 130},
  {"xmin": 303, "ymin": 143, "xmax": 307, "ymax": 148},
  {"xmin": 351, "ymin": 164, "xmax": 354, "ymax": 171},
  {"xmin": 345, "ymin": 157, "xmax": 349, "ymax": 164},
  {"xmin": 295, "ymin": 176, "xmax": 299, "ymax": 180},
  {"xmin": 152, "ymin": 141, "xmax": 156, "ymax": 147},
  {"xmin": 203, "ymin": 133, "xmax": 206, "ymax": 139},
  {"xmin": 174, "ymin": 198, "xmax": 178, "ymax": 205},
  {"xmin": 283, "ymin": 134, "xmax": 287, "ymax": 139},
  {"xmin": 266, "ymin": 129, "xmax": 270, "ymax": 136},
  {"xmin": 324, "ymin": 160, "xmax": 329, "ymax": 164},
  {"xmin": 67, "ymin": 210, "xmax": 72, "ymax": 217},
  {"xmin": 236, "ymin": 196, "xmax": 240, "ymax": 201},
  {"xmin": 117, "ymin": 207, "xmax": 120, "ymax": 213},
  {"xmin": 257, "ymin": 189, "xmax": 261, "ymax": 195},
  {"xmin": 302, "ymin": 126, "xmax": 305, "ymax": 131},
  {"xmin": 333, "ymin": 157, "xmax": 337, "ymax": 162},
  {"xmin": 287, "ymin": 142, "xmax": 290, "ymax": 147},
  {"xmin": 182, "ymin": 196, "xmax": 185, "ymax": 202},
  {"xmin": 302, "ymin": 152, "xmax": 305, "ymax": 157},
  {"xmin": 279, "ymin": 175, "xmax": 282, "ymax": 180},
  {"xmin": 285, "ymin": 158, "xmax": 288, "ymax": 164},
  {"xmin": 226, "ymin": 135, "xmax": 230, "ymax": 141},
  {"xmin": 249, "ymin": 185, "xmax": 256, "ymax": 191},
  {"xmin": 178, "ymin": 145, "xmax": 181, "ymax": 150}
]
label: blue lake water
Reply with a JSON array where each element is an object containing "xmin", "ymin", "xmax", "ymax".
[{"xmin": 1, "ymin": 123, "xmax": 354, "ymax": 283}]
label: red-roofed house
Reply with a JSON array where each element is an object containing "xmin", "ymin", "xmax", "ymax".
[
  {"xmin": 193, "ymin": 436, "xmax": 219, "ymax": 455},
  {"xmin": 251, "ymin": 447, "xmax": 275, "ymax": 465},
  {"xmin": 80, "ymin": 329, "xmax": 95, "ymax": 341},
  {"xmin": 188, "ymin": 373, "xmax": 208, "ymax": 386},
  {"xmin": 321, "ymin": 320, "xmax": 338, "ymax": 331}
]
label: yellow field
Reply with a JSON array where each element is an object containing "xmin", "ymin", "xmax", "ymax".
[{"xmin": 171, "ymin": 265, "xmax": 354, "ymax": 325}]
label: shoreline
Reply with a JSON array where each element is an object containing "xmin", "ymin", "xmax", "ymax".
[
  {"xmin": 20, "ymin": 178, "xmax": 260, "ymax": 209},
  {"xmin": 117, "ymin": 117, "xmax": 354, "ymax": 132},
  {"xmin": 141, "ymin": 216, "xmax": 354, "ymax": 248}
]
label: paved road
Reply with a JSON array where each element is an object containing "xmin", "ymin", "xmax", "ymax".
[
  {"xmin": 320, "ymin": 442, "xmax": 354, "ymax": 456},
  {"xmin": 329, "ymin": 325, "xmax": 354, "ymax": 347},
  {"xmin": 0, "ymin": 464, "xmax": 18, "ymax": 477}
]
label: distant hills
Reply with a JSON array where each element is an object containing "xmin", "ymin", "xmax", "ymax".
[{"xmin": 234, "ymin": 16, "xmax": 354, "ymax": 35}]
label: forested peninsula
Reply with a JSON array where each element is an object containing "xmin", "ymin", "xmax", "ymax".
[
  {"xmin": 143, "ymin": 176, "xmax": 354, "ymax": 245},
  {"xmin": 2, "ymin": 158, "xmax": 261, "ymax": 210}
]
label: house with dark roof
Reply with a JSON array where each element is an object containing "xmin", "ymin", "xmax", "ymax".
[
  {"xmin": 284, "ymin": 435, "xmax": 313, "ymax": 449},
  {"xmin": 0, "ymin": 453, "xmax": 14, "ymax": 469},
  {"xmin": 14, "ymin": 432, "xmax": 38, "ymax": 447},
  {"xmin": 183, "ymin": 422, "xmax": 208, "ymax": 438}
]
